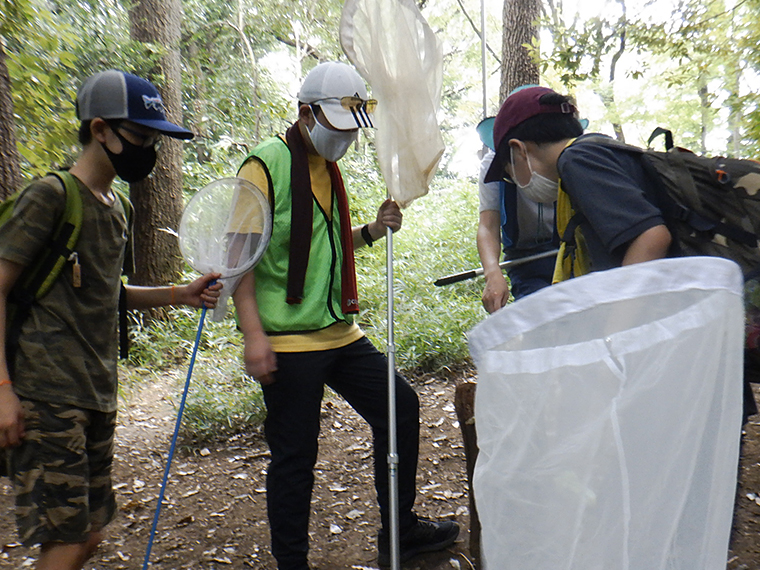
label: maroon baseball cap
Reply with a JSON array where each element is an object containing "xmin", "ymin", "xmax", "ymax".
[{"xmin": 484, "ymin": 86, "xmax": 576, "ymax": 182}]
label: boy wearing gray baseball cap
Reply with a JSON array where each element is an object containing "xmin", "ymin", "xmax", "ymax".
[{"xmin": 0, "ymin": 70, "xmax": 221, "ymax": 570}]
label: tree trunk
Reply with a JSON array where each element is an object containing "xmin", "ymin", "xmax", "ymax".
[
  {"xmin": 454, "ymin": 381, "xmax": 481, "ymax": 568},
  {"xmin": 726, "ymin": 67, "xmax": 742, "ymax": 157},
  {"xmin": 0, "ymin": 41, "xmax": 21, "ymax": 199},
  {"xmin": 592, "ymin": 28, "xmax": 626, "ymax": 143},
  {"xmin": 127, "ymin": 0, "xmax": 186, "ymax": 290},
  {"xmin": 500, "ymin": 0, "xmax": 541, "ymax": 101},
  {"xmin": 187, "ymin": 42, "xmax": 212, "ymax": 165},
  {"xmin": 698, "ymin": 74, "xmax": 709, "ymax": 155}
]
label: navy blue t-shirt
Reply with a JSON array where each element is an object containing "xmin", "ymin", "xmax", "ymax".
[{"xmin": 558, "ymin": 134, "xmax": 680, "ymax": 271}]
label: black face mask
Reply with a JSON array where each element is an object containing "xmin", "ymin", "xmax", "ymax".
[{"xmin": 102, "ymin": 128, "xmax": 157, "ymax": 183}]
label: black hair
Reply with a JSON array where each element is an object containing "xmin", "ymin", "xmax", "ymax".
[
  {"xmin": 78, "ymin": 120, "xmax": 93, "ymax": 145},
  {"xmin": 298, "ymin": 101, "xmax": 322, "ymax": 119},
  {"xmin": 500, "ymin": 93, "xmax": 584, "ymax": 162},
  {"xmin": 79, "ymin": 118, "xmax": 128, "ymax": 146}
]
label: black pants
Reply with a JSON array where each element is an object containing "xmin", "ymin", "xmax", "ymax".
[{"xmin": 261, "ymin": 336, "xmax": 420, "ymax": 569}]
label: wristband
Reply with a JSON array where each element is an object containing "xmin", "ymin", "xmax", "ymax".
[
  {"xmin": 361, "ymin": 224, "xmax": 374, "ymax": 247},
  {"xmin": 0, "ymin": 379, "xmax": 12, "ymax": 388}
]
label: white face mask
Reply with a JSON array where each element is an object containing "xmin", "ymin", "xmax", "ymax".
[
  {"xmin": 510, "ymin": 150, "xmax": 558, "ymax": 204},
  {"xmin": 307, "ymin": 117, "xmax": 358, "ymax": 162}
]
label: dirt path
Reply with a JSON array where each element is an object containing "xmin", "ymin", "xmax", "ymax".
[
  {"xmin": 1, "ymin": 370, "xmax": 475, "ymax": 569},
  {"xmin": 2, "ymin": 374, "xmax": 760, "ymax": 569}
]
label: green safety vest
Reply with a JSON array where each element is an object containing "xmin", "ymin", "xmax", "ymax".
[{"xmin": 241, "ymin": 136, "xmax": 353, "ymax": 334}]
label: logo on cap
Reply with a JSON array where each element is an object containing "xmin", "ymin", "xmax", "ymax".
[{"xmin": 142, "ymin": 95, "xmax": 165, "ymax": 114}]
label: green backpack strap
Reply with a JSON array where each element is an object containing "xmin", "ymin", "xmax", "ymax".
[
  {"xmin": 18, "ymin": 170, "xmax": 84, "ymax": 302},
  {"xmin": 6, "ymin": 171, "xmax": 83, "ymax": 373},
  {"xmin": 115, "ymin": 188, "xmax": 133, "ymax": 228}
]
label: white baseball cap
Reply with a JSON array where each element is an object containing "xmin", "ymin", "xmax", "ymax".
[{"xmin": 298, "ymin": 62, "xmax": 375, "ymax": 130}]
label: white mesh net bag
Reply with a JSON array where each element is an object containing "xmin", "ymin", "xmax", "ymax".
[
  {"xmin": 469, "ymin": 257, "xmax": 744, "ymax": 570},
  {"xmin": 340, "ymin": 0, "xmax": 444, "ymax": 207},
  {"xmin": 179, "ymin": 177, "xmax": 271, "ymax": 320}
]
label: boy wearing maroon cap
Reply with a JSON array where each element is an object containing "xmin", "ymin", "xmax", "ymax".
[
  {"xmin": 486, "ymin": 84, "xmax": 759, "ymax": 463},
  {"xmin": 0, "ymin": 70, "xmax": 221, "ymax": 570},
  {"xmin": 485, "ymin": 85, "xmax": 677, "ymax": 273}
]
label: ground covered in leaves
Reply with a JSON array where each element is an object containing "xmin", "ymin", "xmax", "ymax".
[{"xmin": 1, "ymin": 372, "xmax": 760, "ymax": 569}]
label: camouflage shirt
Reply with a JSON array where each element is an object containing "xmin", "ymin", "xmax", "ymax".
[{"xmin": 0, "ymin": 175, "xmax": 131, "ymax": 413}]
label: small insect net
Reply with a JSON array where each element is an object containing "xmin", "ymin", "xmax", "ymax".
[{"xmin": 179, "ymin": 177, "xmax": 272, "ymax": 319}]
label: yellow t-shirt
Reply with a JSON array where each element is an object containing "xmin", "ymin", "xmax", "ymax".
[
  {"xmin": 238, "ymin": 139, "xmax": 363, "ymax": 352},
  {"xmin": 237, "ymin": 136, "xmax": 333, "ymax": 217}
]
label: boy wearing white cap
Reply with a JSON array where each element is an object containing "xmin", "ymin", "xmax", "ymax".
[
  {"xmin": 233, "ymin": 61, "xmax": 459, "ymax": 569},
  {"xmin": 0, "ymin": 70, "xmax": 222, "ymax": 570}
]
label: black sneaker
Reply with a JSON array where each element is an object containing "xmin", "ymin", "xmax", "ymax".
[{"xmin": 377, "ymin": 518, "xmax": 460, "ymax": 567}]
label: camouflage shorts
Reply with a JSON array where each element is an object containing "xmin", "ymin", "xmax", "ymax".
[{"xmin": 5, "ymin": 399, "xmax": 117, "ymax": 546}]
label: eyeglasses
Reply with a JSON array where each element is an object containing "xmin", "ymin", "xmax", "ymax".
[
  {"xmin": 108, "ymin": 120, "xmax": 162, "ymax": 149},
  {"xmin": 313, "ymin": 96, "xmax": 378, "ymax": 114}
]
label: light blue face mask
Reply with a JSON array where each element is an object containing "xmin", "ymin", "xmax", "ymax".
[{"xmin": 307, "ymin": 115, "xmax": 358, "ymax": 162}]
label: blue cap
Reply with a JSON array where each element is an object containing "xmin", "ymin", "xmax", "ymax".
[
  {"xmin": 76, "ymin": 70, "xmax": 194, "ymax": 140},
  {"xmin": 476, "ymin": 116, "xmax": 496, "ymax": 150}
]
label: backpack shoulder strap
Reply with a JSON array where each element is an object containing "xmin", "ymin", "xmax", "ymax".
[
  {"xmin": 30, "ymin": 171, "xmax": 83, "ymax": 300},
  {"xmin": 113, "ymin": 189, "xmax": 133, "ymax": 361},
  {"xmin": 499, "ymin": 180, "xmax": 518, "ymax": 249},
  {"xmin": 17, "ymin": 171, "xmax": 83, "ymax": 302},
  {"xmin": 6, "ymin": 171, "xmax": 83, "ymax": 372},
  {"xmin": 115, "ymin": 189, "xmax": 133, "ymax": 228},
  {"xmin": 553, "ymin": 138, "xmax": 592, "ymax": 282}
]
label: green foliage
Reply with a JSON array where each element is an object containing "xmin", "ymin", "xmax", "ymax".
[
  {"xmin": 2, "ymin": 0, "xmax": 180, "ymax": 178},
  {"xmin": 424, "ymin": 0, "xmax": 494, "ymax": 172},
  {"xmin": 540, "ymin": 0, "xmax": 760, "ymax": 157},
  {"xmin": 179, "ymin": 351, "xmax": 266, "ymax": 444},
  {"xmin": 540, "ymin": 1, "xmax": 627, "ymax": 89},
  {"xmin": 127, "ymin": 307, "xmax": 200, "ymax": 369},
  {"xmin": 180, "ymin": 0, "xmax": 348, "ymax": 166},
  {"xmin": 742, "ymin": 0, "xmax": 760, "ymax": 156},
  {"xmin": 125, "ymin": 303, "xmax": 267, "ymax": 443},
  {"xmin": 0, "ymin": 0, "xmax": 34, "ymax": 37},
  {"xmin": 3, "ymin": 0, "xmax": 81, "ymax": 176},
  {"xmin": 347, "ymin": 159, "xmax": 485, "ymax": 372}
]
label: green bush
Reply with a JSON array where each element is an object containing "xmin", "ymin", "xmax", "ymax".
[
  {"xmin": 353, "ymin": 174, "xmax": 486, "ymax": 371},
  {"xmin": 123, "ymin": 303, "xmax": 266, "ymax": 444},
  {"xmin": 178, "ymin": 346, "xmax": 267, "ymax": 444}
]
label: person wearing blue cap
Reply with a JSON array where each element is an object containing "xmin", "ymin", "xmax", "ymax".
[
  {"xmin": 475, "ymin": 85, "xmax": 561, "ymax": 312},
  {"xmin": 0, "ymin": 69, "xmax": 222, "ymax": 570}
]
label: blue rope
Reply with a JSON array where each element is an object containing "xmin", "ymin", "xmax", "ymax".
[{"xmin": 142, "ymin": 303, "xmax": 209, "ymax": 569}]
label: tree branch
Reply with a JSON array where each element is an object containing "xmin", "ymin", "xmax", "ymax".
[
  {"xmin": 453, "ymin": 0, "xmax": 501, "ymax": 65},
  {"xmin": 272, "ymin": 33, "xmax": 325, "ymax": 62}
]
